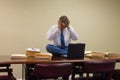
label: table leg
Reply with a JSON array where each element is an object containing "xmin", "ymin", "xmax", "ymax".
[{"xmin": 22, "ymin": 64, "xmax": 29, "ymax": 80}]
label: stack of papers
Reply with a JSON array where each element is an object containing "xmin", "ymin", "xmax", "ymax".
[
  {"xmin": 26, "ymin": 48, "xmax": 40, "ymax": 52},
  {"xmin": 11, "ymin": 54, "xmax": 27, "ymax": 59},
  {"xmin": 11, "ymin": 53, "xmax": 53, "ymax": 60},
  {"xmin": 34, "ymin": 53, "xmax": 53, "ymax": 60},
  {"xmin": 85, "ymin": 51, "xmax": 105, "ymax": 59},
  {"xmin": 25, "ymin": 48, "xmax": 40, "ymax": 56}
]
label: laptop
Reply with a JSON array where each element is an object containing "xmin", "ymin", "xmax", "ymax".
[{"xmin": 62, "ymin": 43, "xmax": 85, "ymax": 59}]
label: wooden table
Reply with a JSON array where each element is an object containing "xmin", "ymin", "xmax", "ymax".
[
  {"xmin": 0, "ymin": 54, "xmax": 120, "ymax": 80},
  {"xmin": 0, "ymin": 53, "xmax": 120, "ymax": 64}
]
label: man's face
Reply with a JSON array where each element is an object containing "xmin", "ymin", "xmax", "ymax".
[{"xmin": 58, "ymin": 21, "xmax": 66, "ymax": 30}]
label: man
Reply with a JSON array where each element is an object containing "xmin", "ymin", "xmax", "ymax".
[{"xmin": 46, "ymin": 16, "xmax": 79, "ymax": 56}]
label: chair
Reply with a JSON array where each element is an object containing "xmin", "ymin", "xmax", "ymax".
[
  {"xmin": 25, "ymin": 64, "xmax": 35, "ymax": 80},
  {"xmin": 112, "ymin": 69, "xmax": 120, "ymax": 80},
  {"xmin": 71, "ymin": 62, "xmax": 84, "ymax": 80},
  {"xmin": 80, "ymin": 60, "xmax": 116, "ymax": 80},
  {"xmin": 30, "ymin": 63, "xmax": 73, "ymax": 80},
  {"xmin": 0, "ymin": 64, "xmax": 16, "ymax": 80}
]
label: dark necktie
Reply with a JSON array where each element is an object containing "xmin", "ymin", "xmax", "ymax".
[{"xmin": 61, "ymin": 30, "xmax": 65, "ymax": 49}]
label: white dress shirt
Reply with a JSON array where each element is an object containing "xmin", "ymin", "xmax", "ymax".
[{"xmin": 47, "ymin": 24, "xmax": 79, "ymax": 47}]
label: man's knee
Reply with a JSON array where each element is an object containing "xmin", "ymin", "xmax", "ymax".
[
  {"xmin": 46, "ymin": 44, "xmax": 51, "ymax": 51},
  {"xmin": 46, "ymin": 44, "xmax": 54, "ymax": 52}
]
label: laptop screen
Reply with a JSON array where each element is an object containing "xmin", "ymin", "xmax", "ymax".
[{"xmin": 67, "ymin": 43, "xmax": 85, "ymax": 59}]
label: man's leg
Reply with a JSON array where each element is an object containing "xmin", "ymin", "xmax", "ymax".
[{"xmin": 46, "ymin": 44, "xmax": 68, "ymax": 55}]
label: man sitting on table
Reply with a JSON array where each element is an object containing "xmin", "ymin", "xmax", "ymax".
[{"xmin": 46, "ymin": 16, "xmax": 79, "ymax": 56}]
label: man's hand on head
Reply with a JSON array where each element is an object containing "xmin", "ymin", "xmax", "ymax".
[
  {"xmin": 58, "ymin": 19, "xmax": 70, "ymax": 31},
  {"xmin": 58, "ymin": 21, "xmax": 65, "ymax": 30}
]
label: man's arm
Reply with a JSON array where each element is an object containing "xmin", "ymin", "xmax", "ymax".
[
  {"xmin": 68, "ymin": 26, "xmax": 79, "ymax": 40},
  {"xmin": 47, "ymin": 25, "xmax": 60, "ymax": 40}
]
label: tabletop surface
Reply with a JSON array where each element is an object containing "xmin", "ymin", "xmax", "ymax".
[{"xmin": 0, "ymin": 53, "xmax": 120, "ymax": 64}]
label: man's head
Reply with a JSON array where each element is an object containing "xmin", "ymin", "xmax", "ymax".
[{"xmin": 58, "ymin": 16, "xmax": 70, "ymax": 30}]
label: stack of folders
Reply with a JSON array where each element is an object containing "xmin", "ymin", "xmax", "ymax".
[
  {"xmin": 11, "ymin": 54, "xmax": 27, "ymax": 60},
  {"xmin": 85, "ymin": 51, "xmax": 106, "ymax": 59},
  {"xmin": 11, "ymin": 48, "xmax": 53, "ymax": 60},
  {"xmin": 85, "ymin": 51, "xmax": 118, "ymax": 59},
  {"xmin": 25, "ymin": 48, "xmax": 53, "ymax": 60},
  {"xmin": 25, "ymin": 48, "xmax": 41, "ymax": 57},
  {"xmin": 34, "ymin": 53, "xmax": 53, "ymax": 60},
  {"xmin": 11, "ymin": 53, "xmax": 53, "ymax": 60}
]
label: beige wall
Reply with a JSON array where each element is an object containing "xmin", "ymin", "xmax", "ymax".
[{"xmin": 0, "ymin": 0, "xmax": 120, "ymax": 79}]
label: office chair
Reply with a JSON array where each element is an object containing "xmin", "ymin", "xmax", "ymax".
[
  {"xmin": 30, "ymin": 63, "xmax": 73, "ymax": 80},
  {"xmin": 0, "ymin": 64, "xmax": 16, "ymax": 80},
  {"xmin": 25, "ymin": 64, "xmax": 35, "ymax": 80},
  {"xmin": 71, "ymin": 62, "xmax": 84, "ymax": 80},
  {"xmin": 112, "ymin": 69, "xmax": 120, "ymax": 80},
  {"xmin": 79, "ymin": 60, "xmax": 116, "ymax": 80}
]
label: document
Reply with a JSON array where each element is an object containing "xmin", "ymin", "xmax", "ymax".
[{"xmin": 11, "ymin": 54, "xmax": 27, "ymax": 59}]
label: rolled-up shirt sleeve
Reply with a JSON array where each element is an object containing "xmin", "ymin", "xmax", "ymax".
[
  {"xmin": 69, "ymin": 26, "xmax": 79, "ymax": 40},
  {"xmin": 47, "ymin": 25, "xmax": 59, "ymax": 41}
]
